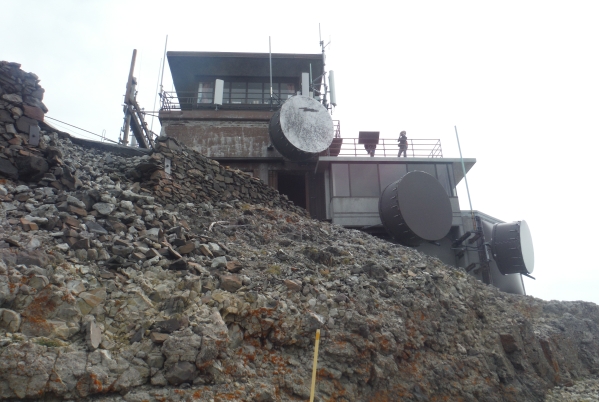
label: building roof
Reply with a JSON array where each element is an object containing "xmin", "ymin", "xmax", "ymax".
[
  {"xmin": 167, "ymin": 51, "xmax": 325, "ymax": 95},
  {"xmin": 315, "ymin": 157, "xmax": 477, "ymax": 185}
]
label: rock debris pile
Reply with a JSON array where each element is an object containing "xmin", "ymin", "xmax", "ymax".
[
  {"xmin": 2, "ymin": 62, "xmax": 599, "ymax": 402},
  {"xmin": 0, "ymin": 61, "xmax": 48, "ymax": 182}
]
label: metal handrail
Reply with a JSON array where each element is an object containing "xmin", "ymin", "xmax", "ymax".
[
  {"xmin": 323, "ymin": 138, "xmax": 443, "ymax": 158},
  {"xmin": 160, "ymin": 91, "xmax": 285, "ymax": 111}
]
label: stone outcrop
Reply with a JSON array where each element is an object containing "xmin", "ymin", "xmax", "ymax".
[
  {"xmin": 1, "ymin": 61, "xmax": 599, "ymax": 401},
  {"xmin": 0, "ymin": 61, "xmax": 49, "ymax": 181}
]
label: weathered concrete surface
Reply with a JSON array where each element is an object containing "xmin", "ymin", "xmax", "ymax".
[{"xmin": 162, "ymin": 119, "xmax": 280, "ymax": 158}]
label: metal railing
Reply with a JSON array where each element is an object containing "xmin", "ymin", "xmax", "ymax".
[
  {"xmin": 160, "ymin": 91, "xmax": 285, "ymax": 111},
  {"xmin": 322, "ymin": 138, "xmax": 443, "ymax": 158}
]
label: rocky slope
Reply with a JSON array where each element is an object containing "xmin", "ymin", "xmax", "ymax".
[{"xmin": 2, "ymin": 61, "xmax": 599, "ymax": 401}]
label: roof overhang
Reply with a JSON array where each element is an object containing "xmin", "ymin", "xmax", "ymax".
[
  {"xmin": 167, "ymin": 51, "xmax": 325, "ymax": 95},
  {"xmin": 315, "ymin": 156, "xmax": 476, "ymax": 185}
]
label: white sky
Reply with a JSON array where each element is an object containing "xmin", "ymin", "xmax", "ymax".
[{"xmin": 4, "ymin": 1, "xmax": 599, "ymax": 303}]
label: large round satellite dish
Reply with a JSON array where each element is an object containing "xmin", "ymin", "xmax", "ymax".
[
  {"xmin": 492, "ymin": 220, "xmax": 535, "ymax": 275},
  {"xmin": 379, "ymin": 171, "xmax": 453, "ymax": 246},
  {"xmin": 269, "ymin": 96, "xmax": 334, "ymax": 161}
]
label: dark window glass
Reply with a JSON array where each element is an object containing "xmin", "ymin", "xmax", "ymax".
[
  {"xmin": 447, "ymin": 164, "xmax": 456, "ymax": 197},
  {"xmin": 262, "ymin": 83, "xmax": 271, "ymax": 104},
  {"xmin": 407, "ymin": 164, "xmax": 436, "ymax": 177},
  {"xmin": 197, "ymin": 79, "xmax": 297, "ymax": 105},
  {"xmin": 350, "ymin": 164, "xmax": 379, "ymax": 196},
  {"xmin": 231, "ymin": 82, "xmax": 246, "ymax": 104},
  {"xmin": 223, "ymin": 81, "xmax": 231, "ymax": 104},
  {"xmin": 280, "ymin": 83, "xmax": 295, "ymax": 99},
  {"xmin": 331, "ymin": 163, "xmax": 350, "ymax": 196},
  {"xmin": 379, "ymin": 164, "xmax": 407, "ymax": 194},
  {"xmin": 248, "ymin": 82, "xmax": 262, "ymax": 105},
  {"xmin": 436, "ymin": 164, "xmax": 452, "ymax": 197},
  {"xmin": 197, "ymin": 82, "xmax": 214, "ymax": 104}
]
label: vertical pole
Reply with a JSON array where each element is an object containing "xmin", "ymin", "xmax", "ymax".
[
  {"xmin": 455, "ymin": 126, "xmax": 475, "ymax": 224},
  {"xmin": 122, "ymin": 49, "xmax": 137, "ymax": 146},
  {"xmin": 309, "ymin": 329, "xmax": 321, "ymax": 402},
  {"xmin": 150, "ymin": 57, "xmax": 162, "ymax": 133},
  {"xmin": 159, "ymin": 35, "xmax": 168, "ymax": 94},
  {"xmin": 269, "ymin": 36, "xmax": 273, "ymax": 110},
  {"xmin": 309, "ymin": 63, "xmax": 313, "ymax": 94},
  {"xmin": 319, "ymin": 24, "xmax": 328, "ymax": 109}
]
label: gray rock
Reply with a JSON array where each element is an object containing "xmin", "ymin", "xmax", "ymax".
[
  {"xmin": 67, "ymin": 195, "xmax": 86, "ymax": 209},
  {"xmin": 220, "ymin": 275, "xmax": 242, "ymax": 293},
  {"xmin": 86, "ymin": 319, "xmax": 102, "ymax": 350},
  {"xmin": 1, "ymin": 201, "xmax": 17, "ymax": 211},
  {"xmin": 154, "ymin": 316, "xmax": 189, "ymax": 333},
  {"xmin": 14, "ymin": 154, "xmax": 48, "ymax": 181},
  {"xmin": 92, "ymin": 202, "xmax": 115, "ymax": 215},
  {"xmin": 0, "ymin": 309, "xmax": 21, "ymax": 332},
  {"xmin": 0, "ymin": 158, "xmax": 18, "ymax": 180},
  {"xmin": 74, "ymin": 249, "xmax": 87, "ymax": 260},
  {"xmin": 1, "ymin": 93, "xmax": 23, "ymax": 104},
  {"xmin": 119, "ymin": 200, "xmax": 134, "ymax": 211},
  {"xmin": 208, "ymin": 242, "xmax": 226, "ymax": 256},
  {"xmin": 147, "ymin": 353, "xmax": 165, "ymax": 369},
  {"xmin": 164, "ymin": 361, "xmax": 196, "ymax": 385},
  {"xmin": 211, "ymin": 256, "xmax": 227, "ymax": 268},
  {"xmin": 87, "ymin": 248, "xmax": 98, "ymax": 260},
  {"xmin": 168, "ymin": 259, "xmax": 188, "ymax": 270},
  {"xmin": 85, "ymin": 221, "xmax": 108, "ymax": 235},
  {"xmin": 161, "ymin": 328, "xmax": 202, "ymax": 366},
  {"xmin": 112, "ymin": 244, "xmax": 133, "ymax": 256}
]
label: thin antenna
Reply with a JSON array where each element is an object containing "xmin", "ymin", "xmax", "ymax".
[
  {"xmin": 150, "ymin": 57, "xmax": 162, "ymax": 132},
  {"xmin": 455, "ymin": 126, "xmax": 475, "ymax": 226},
  {"xmin": 319, "ymin": 23, "xmax": 328, "ymax": 109},
  {"xmin": 319, "ymin": 23, "xmax": 322, "ymax": 47},
  {"xmin": 309, "ymin": 63, "xmax": 313, "ymax": 97},
  {"xmin": 269, "ymin": 36, "xmax": 273, "ymax": 110},
  {"xmin": 159, "ymin": 35, "xmax": 168, "ymax": 94}
]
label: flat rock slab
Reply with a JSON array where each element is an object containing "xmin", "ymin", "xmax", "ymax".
[
  {"xmin": 85, "ymin": 221, "xmax": 107, "ymax": 235},
  {"xmin": 220, "ymin": 275, "xmax": 242, "ymax": 293},
  {"xmin": 177, "ymin": 241, "xmax": 195, "ymax": 254},
  {"xmin": 154, "ymin": 316, "xmax": 189, "ymax": 333},
  {"xmin": 226, "ymin": 261, "xmax": 243, "ymax": 273},
  {"xmin": 93, "ymin": 202, "xmax": 115, "ymax": 215},
  {"xmin": 150, "ymin": 332, "xmax": 169, "ymax": 344},
  {"xmin": 168, "ymin": 259, "xmax": 188, "ymax": 270},
  {"xmin": 86, "ymin": 320, "xmax": 102, "ymax": 350}
]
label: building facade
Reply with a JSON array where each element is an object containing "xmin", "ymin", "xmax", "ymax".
[{"xmin": 159, "ymin": 50, "xmax": 530, "ymax": 295}]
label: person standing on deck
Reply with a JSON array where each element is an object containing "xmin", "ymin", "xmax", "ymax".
[{"xmin": 398, "ymin": 131, "xmax": 408, "ymax": 157}]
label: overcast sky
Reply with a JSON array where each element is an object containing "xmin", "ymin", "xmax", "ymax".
[{"xmin": 4, "ymin": 1, "xmax": 599, "ymax": 303}]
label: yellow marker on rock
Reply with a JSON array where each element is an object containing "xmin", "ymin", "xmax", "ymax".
[{"xmin": 309, "ymin": 329, "xmax": 321, "ymax": 402}]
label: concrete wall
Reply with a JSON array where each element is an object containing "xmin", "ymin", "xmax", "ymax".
[
  {"xmin": 330, "ymin": 197, "xmax": 380, "ymax": 227},
  {"xmin": 163, "ymin": 119, "xmax": 281, "ymax": 158},
  {"xmin": 160, "ymin": 110, "xmax": 282, "ymax": 159}
]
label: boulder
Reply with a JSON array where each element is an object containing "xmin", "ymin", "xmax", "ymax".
[
  {"xmin": 164, "ymin": 361, "xmax": 196, "ymax": 385},
  {"xmin": 0, "ymin": 158, "xmax": 18, "ymax": 179},
  {"xmin": 0, "ymin": 309, "xmax": 21, "ymax": 332},
  {"xmin": 92, "ymin": 202, "xmax": 115, "ymax": 215},
  {"xmin": 220, "ymin": 275, "xmax": 242, "ymax": 293},
  {"xmin": 14, "ymin": 155, "xmax": 48, "ymax": 181}
]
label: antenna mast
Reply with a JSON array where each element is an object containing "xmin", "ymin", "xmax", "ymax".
[
  {"xmin": 269, "ymin": 36, "xmax": 273, "ymax": 111},
  {"xmin": 318, "ymin": 24, "xmax": 333, "ymax": 111},
  {"xmin": 159, "ymin": 35, "xmax": 168, "ymax": 100},
  {"xmin": 319, "ymin": 24, "xmax": 328, "ymax": 109}
]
